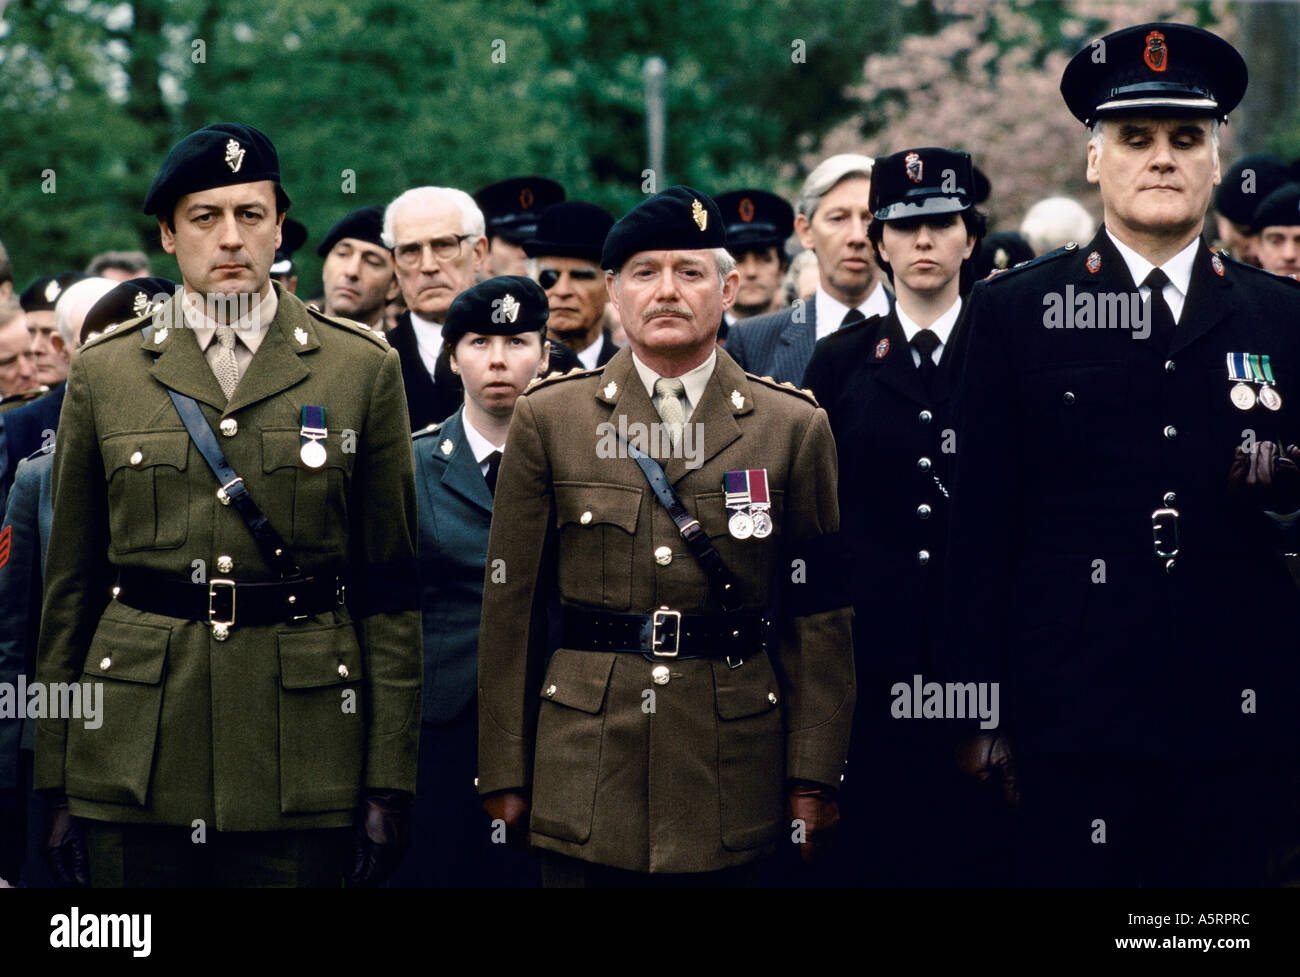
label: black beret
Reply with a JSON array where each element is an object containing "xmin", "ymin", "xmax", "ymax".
[
  {"xmin": 523, "ymin": 201, "xmax": 616, "ymax": 264},
  {"xmin": 1251, "ymin": 182, "xmax": 1300, "ymax": 233},
  {"xmin": 871, "ymin": 148, "xmax": 976, "ymax": 221},
  {"xmin": 1217, "ymin": 154, "xmax": 1295, "ymax": 225},
  {"xmin": 715, "ymin": 189, "xmax": 794, "ymax": 251},
  {"xmin": 317, "ymin": 205, "xmax": 386, "ymax": 258},
  {"xmin": 19, "ymin": 272, "xmax": 89, "ymax": 312},
  {"xmin": 973, "ymin": 231, "xmax": 1035, "ymax": 280},
  {"xmin": 271, "ymin": 217, "xmax": 308, "ymax": 274},
  {"xmin": 80, "ymin": 277, "xmax": 179, "ymax": 344},
  {"xmin": 601, "ymin": 185, "xmax": 726, "ymax": 270},
  {"xmin": 474, "ymin": 177, "xmax": 566, "ymax": 244},
  {"xmin": 1060, "ymin": 23, "xmax": 1246, "ymax": 126},
  {"xmin": 442, "ymin": 275, "xmax": 549, "ymax": 350},
  {"xmin": 143, "ymin": 122, "xmax": 291, "ymax": 218}
]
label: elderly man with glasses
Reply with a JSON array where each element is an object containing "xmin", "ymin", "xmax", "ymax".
[{"xmin": 382, "ymin": 187, "xmax": 490, "ymax": 430}]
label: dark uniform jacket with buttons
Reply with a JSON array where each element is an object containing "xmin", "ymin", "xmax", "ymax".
[
  {"xmin": 946, "ymin": 229, "xmax": 1300, "ymax": 756},
  {"xmin": 33, "ymin": 284, "xmax": 421, "ymax": 832},
  {"xmin": 388, "ymin": 311, "xmax": 464, "ymax": 432},
  {"xmin": 414, "ymin": 408, "xmax": 491, "ymax": 724},
  {"xmin": 477, "ymin": 345, "xmax": 855, "ymax": 873}
]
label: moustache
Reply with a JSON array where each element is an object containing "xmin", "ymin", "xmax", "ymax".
[{"xmin": 644, "ymin": 307, "xmax": 692, "ymax": 320}]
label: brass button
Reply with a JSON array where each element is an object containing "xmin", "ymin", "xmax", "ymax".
[
  {"xmin": 545, "ymin": 684, "xmax": 557, "ymax": 697},
  {"xmin": 1062, "ymin": 391, "xmax": 1076, "ymax": 406},
  {"xmin": 337, "ymin": 663, "xmax": 349, "ymax": 679},
  {"xmin": 654, "ymin": 546, "xmax": 673, "ymax": 566},
  {"xmin": 99, "ymin": 656, "xmax": 112, "ymax": 671},
  {"xmin": 216, "ymin": 555, "xmax": 233, "ymax": 574},
  {"xmin": 1165, "ymin": 360, "xmax": 1176, "ymax": 373},
  {"xmin": 918, "ymin": 410, "xmax": 933, "ymax": 423},
  {"xmin": 212, "ymin": 623, "xmax": 230, "ymax": 641},
  {"xmin": 220, "ymin": 418, "xmax": 238, "ymax": 437},
  {"xmin": 767, "ymin": 692, "xmax": 778, "ymax": 705},
  {"xmin": 1164, "ymin": 425, "xmax": 1177, "ymax": 440},
  {"xmin": 580, "ymin": 511, "xmax": 593, "ymax": 525},
  {"xmin": 917, "ymin": 549, "xmax": 930, "ymax": 566},
  {"xmin": 651, "ymin": 665, "xmax": 670, "ymax": 686},
  {"xmin": 917, "ymin": 457, "xmax": 932, "ymax": 472},
  {"xmin": 917, "ymin": 504, "xmax": 932, "ymax": 520},
  {"xmin": 130, "ymin": 450, "xmax": 143, "ymax": 465}
]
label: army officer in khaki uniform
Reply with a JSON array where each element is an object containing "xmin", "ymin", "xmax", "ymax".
[
  {"xmin": 477, "ymin": 186, "xmax": 855, "ymax": 885},
  {"xmin": 34, "ymin": 123, "xmax": 421, "ymax": 887}
]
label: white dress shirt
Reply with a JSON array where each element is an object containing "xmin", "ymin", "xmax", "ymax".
[
  {"xmin": 896, "ymin": 297, "xmax": 962, "ymax": 367},
  {"xmin": 409, "ymin": 312, "xmax": 444, "ymax": 379},
  {"xmin": 813, "ymin": 280, "xmax": 892, "ymax": 342}
]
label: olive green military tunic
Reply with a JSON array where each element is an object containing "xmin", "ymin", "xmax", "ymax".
[{"xmin": 33, "ymin": 284, "xmax": 421, "ymax": 832}]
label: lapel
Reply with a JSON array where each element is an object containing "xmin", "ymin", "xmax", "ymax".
[
  {"xmin": 434, "ymin": 409, "xmax": 493, "ymax": 514},
  {"xmin": 1171, "ymin": 241, "xmax": 1233, "ymax": 356},
  {"xmin": 391, "ymin": 313, "xmax": 438, "ymax": 400},
  {"xmin": 144, "ymin": 297, "xmax": 229, "ymax": 411},
  {"xmin": 774, "ymin": 304, "xmax": 814, "ymax": 381},
  {"xmin": 871, "ymin": 311, "xmax": 929, "ymax": 407}
]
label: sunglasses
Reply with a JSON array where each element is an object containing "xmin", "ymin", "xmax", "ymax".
[{"xmin": 538, "ymin": 267, "xmax": 600, "ymax": 290}]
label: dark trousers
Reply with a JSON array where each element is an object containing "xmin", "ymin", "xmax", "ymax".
[
  {"xmin": 540, "ymin": 850, "xmax": 767, "ymax": 888},
  {"xmin": 388, "ymin": 711, "xmax": 539, "ymax": 888},
  {"xmin": 1014, "ymin": 752, "xmax": 1300, "ymax": 887},
  {"xmin": 83, "ymin": 821, "xmax": 350, "ymax": 888}
]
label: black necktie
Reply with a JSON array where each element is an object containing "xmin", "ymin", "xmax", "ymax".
[
  {"xmin": 484, "ymin": 450, "xmax": 502, "ymax": 497},
  {"xmin": 1142, "ymin": 268, "xmax": 1176, "ymax": 352},
  {"xmin": 840, "ymin": 308, "xmax": 866, "ymax": 329},
  {"xmin": 911, "ymin": 328, "xmax": 941, "ymax": 397}
]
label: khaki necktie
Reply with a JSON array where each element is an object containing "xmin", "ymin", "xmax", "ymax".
[
  {"xmin": 654, "ymin": 377, "xmax": 686, "ymax": 454},
  {"xmin": 214, "ymin": 325, "xmax": 240, "ymax": 400}
]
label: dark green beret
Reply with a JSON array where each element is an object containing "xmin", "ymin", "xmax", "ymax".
[
  {"xmin": 19, "ymin": 272, "xmax": 88, "ymax": 312},
  {"xmin": 601, "ymin": 185, "xmax": 726, "ymax": 271},
  {"xmin": 80, "ymin": 277, "xmax": 179, "ymax": 343},
  {"xmin": 1217, "ymin": 154, "xmax": 1294, "ymax": 225},
  {"xmin": 1251, "ymin": 182, "xmax": 1300, "ymax": 233},
  {"xmin": 143, "ymin": 122, "xmax": 291, "ymax": 218},
  {"xmin": 317, "ymin": 205, "xmax": 386, "ymax": 258},
  {"xmin": 442, "ymin": 275, "xmax": 549, "ymax": 350}
]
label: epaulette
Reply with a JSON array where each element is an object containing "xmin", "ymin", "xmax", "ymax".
[
  {"xmin": 524, "ymin": 365, "xmax": 599, "ymax": 394},
  {"xmin": 307, "ymin": 308, "xmax": 390, "ymax": 348},
  {"xmin": 980, "ymin": 241, "xmax": 1078, "ymax": 284},
  {"xmin": 747, "ymin": 373, "xmax": 819, "ymax": 406},
  {"xmin": 412, "ymin": 421, "xmax": 442, "ymax": 441},
  {"xmin": 81, "ymin": 313, "xmax": 151, "ymax": 347}
]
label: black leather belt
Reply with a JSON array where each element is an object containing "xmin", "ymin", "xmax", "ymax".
[
  {"xmin": 562, "ymin": 606, "xmax": 770, "ymax": 660},
  {"xmin": 114, "ymin": 567, "xmax": 345, "ymax": 636}
]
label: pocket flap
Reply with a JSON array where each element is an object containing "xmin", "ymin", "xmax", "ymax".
[
  {"xmin": 102, "ymin": 430, "xmax": 190, "ymax": 476},
  {"xmin": 279, "ymin": 624, "xmax": 363, "ymax": 689},
  {"xmin": 554, "ymin": 482, "xmax": 642, "ymax": 533},
  {"xmin": 539, "ymin": 649, "xmax": 616, "ymax": 714},
  {"xmin": 84, "ymin": 619, "xmax": 170, "ymax": 685},
  {"xmin": 711, "ymin": 655, "xmax": 781, "ymax": 720}
]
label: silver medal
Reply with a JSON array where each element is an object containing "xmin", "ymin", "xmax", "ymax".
[
  {"xmin": 751, "ymin": 510, "xmax": 773, "ymax": 538},
  {"xmin": 728, "ymin": 510, "xmax": 754, "ymax": 539},
  {"xmin": 300, "ymin": 438, "xmax": 327, "ymax": 468},
  {"xmin": 1229, "ymin": 382, "xmax": 1257, "ymax": 411},
  {"xmin": 1259, "ymin": 385, "xmax": 1282, "ymax": 411}
]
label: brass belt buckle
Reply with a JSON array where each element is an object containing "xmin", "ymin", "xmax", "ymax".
[
  {"xmin": 208, "ymin": 578, "xmax": 236, "ymax": 640},
  {"xmin": 1152, "ymin": 507, "xmax": 1180, "ymax": 559},
  {"xmin": 650, "ymin": 607, "xmax": 681, "ymax": 658}
]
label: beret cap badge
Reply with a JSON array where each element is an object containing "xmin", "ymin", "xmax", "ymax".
[
  {"xmin": 692, "ymin": 198, "xmax": 708, "ymax": 231},
  {"xmin": 131, "ymin": 293, "xmax": 151, "ymax": 317},
  {"xmin": 500, "ymin": 294, "xmax": 521, "ymax": 323},
  {"xmin": 224, "ymin": 138, "xmax": 246, "ymax": 173}
]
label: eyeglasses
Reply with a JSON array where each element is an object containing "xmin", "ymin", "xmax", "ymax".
[
  {"xmin": 538, "ymin": 267, "xmax": 600, "ymax": 290},
  {"xmin": 392, "ymin": 234, "xmax": 474, "ymax": 268}
]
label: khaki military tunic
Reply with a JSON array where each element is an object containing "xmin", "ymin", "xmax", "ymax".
[
  {"xmin": 34, "ymin": 284, "xmax": 421, "ymax": 832},
  {"xmin": 477, "ymin": 345, "xmax": 855, "ymax": 873}
]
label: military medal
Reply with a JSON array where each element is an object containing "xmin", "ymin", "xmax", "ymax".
[
  {"xmin": 747, "ymin": 468, "xmax": 773, "ymax": 538},
  {"xmin": 724, "ymin": 470, "xmax": 754, "ymax": 539},
  {"xmin": 1259, "ymin": 384, "xmax": 1282, "ymax": 411},
  {"xmin": 299, "ymin": 405, "xmax": 327, "ymax": 468},
  {"xmin": 1230, "ymin": 383, "xmax": 1257, "ymax": 411},
  {"xmin": 1227, "ymin": 353, "xmax": 1280, "ymax": 412}
]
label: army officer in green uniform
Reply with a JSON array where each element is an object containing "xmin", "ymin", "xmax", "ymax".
[{"xmin": 34, "ymin": 123, "xmax": 421, "ymax": 887}]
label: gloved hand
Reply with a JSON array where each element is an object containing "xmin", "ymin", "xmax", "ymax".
[
  {"xmin": 481, "ymin": 789, "xmax": 530, "ymax": 848},
  {"xmin": 787, "ymin": 781, "xmax": 839, "ymax": 864},
  {"xmin": 1228, "ymin": 442, "xmax": 1300, "ymax": 513},
  {"xmin": 346, "ymin": 789, "xmax": 412, "ymax": 887},
  {"xmin": 42, "ymin": 792, "xmax": 88, "ymax": 888},
  {"xmin": 955, "ymin": 733, "xmax": 1021, "ymax": 808}
]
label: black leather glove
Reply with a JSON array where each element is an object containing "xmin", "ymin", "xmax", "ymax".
[
  {"xmin": 42, "ymin": 792, "xmax": 89, "ymax": 888},
  {"xmin": 955, "ymin": 733, "xmax": 1021, "ymax": 808},
  {"xmin": 346, "ymin": 788, "xmax": 412, "ymax": 887},
  {"xmin": 1228, "ymin": 442, "xmax": 1300, "ymax": 513},
  {"xmin": 787, "ymin": 780, "xmax": 840, "ymax": 864}
]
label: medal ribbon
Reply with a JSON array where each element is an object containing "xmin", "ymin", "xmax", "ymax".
[
  {"xmin": 724, "ymin": 470, "xmax": 751, "ymax": 510},
  {"xmin": 746, "ymin": 469, "xmax": 770, "ymax": 508},
  {"xmin": 300, "ymin": 405, "xmax": 326, "ymax": 441}
]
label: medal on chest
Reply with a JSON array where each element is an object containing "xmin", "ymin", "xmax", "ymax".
[
  {"xmin": 300, "ymin": 405, "xmax": 328, "ymax": 468},
  {"xmin": 724, "ymin": 469, "xmax": 774, "ymax": 539},
  {"xmin": 1226, "ymin": 353, "xmax": 1281, "ymax": 412}
]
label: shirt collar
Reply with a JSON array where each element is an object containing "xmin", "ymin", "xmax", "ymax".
[
  {"xmin": 409, "ymin": 311, "xmax": 444, "ymax": 339},
  {"xmin": 814, "ymin": 279, "xmax": 890, "ymax": 329},
  {"xmin": 575, "ymin": 333, "xmax": 603, "ymax": 370},
  {"xmin": 1105, "ymin": 228, "xmax": 1198, "ymax": 297},
  {"xmin": 895, "ymin": 296, "xmax": 962, "ymax": 348},
  {"xmin": 630, "ymin": 348, "xmax": 717, "ymax": 415},
  {"xmin": 461, "ymin": 410, "xmax": 504, "ymax": 462},
  {"xmin": 186, "ymin": 286, "xmax": 277, "ymax": 352}
]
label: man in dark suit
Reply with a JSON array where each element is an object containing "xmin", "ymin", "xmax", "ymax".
[
  {"xmin": 726, "ymin": 155, "xmax": 893, "ymax": 383},
  {"xmin": 382, "ymin": 186, "xmax": 489, "ymax": 430},
  {"xmin": 523, "ymin": 201, "xmax": 619, "ymax": 369},
  {"xmin": 391, "ymin": 276, "xmax": 550, "ymax": 887},
  {"xmin": 947, "ymin": 23, "xmax": 1300, "ymax": 886},
  {"xmin": 804, "ymin": 147, "xmax": 1003, "ymax": 886}
]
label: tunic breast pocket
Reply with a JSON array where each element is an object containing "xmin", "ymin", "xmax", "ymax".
[
  {"xmin": 261, "ymin": 429, "xmax": 353, "ymax": 552},
  {"xmin": 554, "ymin": 483, "xmax": 642, "ymax": 610},
  {"xmin": 1021, "ymin": 362, "xmax": 1132, "ymax": 474},
  {"xmin": 102, "ymin": 430, "xmax": 191, "ymax": 552}
]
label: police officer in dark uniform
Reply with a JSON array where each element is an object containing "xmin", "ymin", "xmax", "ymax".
[
  {"xmin": 947, "ymin": 23, "xmax": 1300, "ymax": 886},
  {"xmin": 715, "ymin": 189, "xmax": 795, "ymax": 335},
  {"xmin": 803, "ymin": 147, "xmax": 1002, "ymax": 886},
  {"xmin": 474, "ymin": 177, "xmax": 565, "ymax": 277}
]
